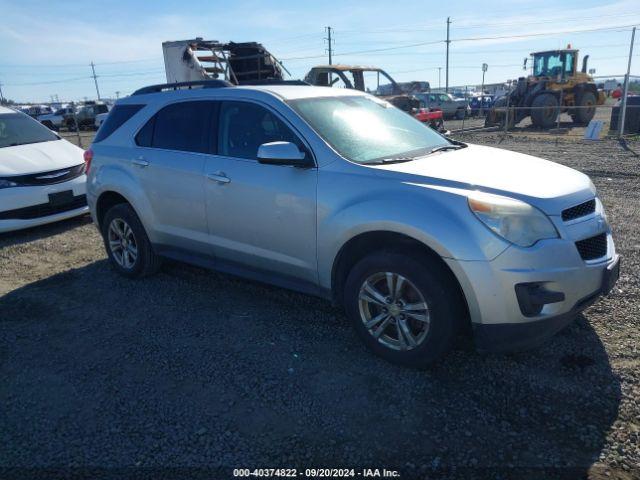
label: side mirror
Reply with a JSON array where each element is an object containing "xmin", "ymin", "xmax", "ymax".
[{"xmin": 257, "ymin": 142, "xmax": 311, "ymax": 167}]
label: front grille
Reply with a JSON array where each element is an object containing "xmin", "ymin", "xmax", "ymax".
[
  {"xmin": 0, "ymin": 194, "xmax": 87, "ymax": 220},
  {"xmin": 575, "ymin": 233, "xmax": 607, "ymax": 261},
  {"xmin": 0, "ymin": 164, "xmax": 85, "ymax": 187},
  {"xmin": 562, "ymin": 199, "xmax": 596, "ymax": 222}
]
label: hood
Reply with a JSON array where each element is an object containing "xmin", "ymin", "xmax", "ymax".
[
  {"xmin": 373, "ymin": 143, "xmax": 595, "ymax": 215},
  {"xmin": 0, "ymin": 139, "xmax": 84, "ymax": 176}
]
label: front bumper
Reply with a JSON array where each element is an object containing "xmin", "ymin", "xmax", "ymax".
[
  {"xmin": 445, "ymin": 224, "xmax": 619, "ymax": 352},
  {"xmin": 473, "ymin": 254, "xmax": 620, "ymax": 352},
  {"xmin": 0, "ymin": 175, "xmax": 88, "ymax": 233}
]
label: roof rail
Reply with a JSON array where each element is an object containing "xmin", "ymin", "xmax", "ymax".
[
  {"xmin": 240, "ymin": 79, "xmax": 309, "ymax": 86},
  {"xmin": 131, "ymin": 80, "xmax": 232, "ymax": 96}
]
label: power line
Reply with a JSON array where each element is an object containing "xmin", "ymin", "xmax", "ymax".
[
  {"xmin": 327, "ymin": 13, "xmax": 640, "ymax": 37},
  {"xmin": 281, "ymin": 39, "xmax": 444, "ymax": 61},
  {"xmin": 4, "ymin": 75, "xmax": 91, "ymax": 86},
  {"xmin": 0, "ymin": 57, "xmax": 161, "ymax": 69},
  {"xmin": 282, "ymin": 23, "xmax": 638, "ymax": 61},
  {"xmin": 452, "ymin": 23, "xmax": 639, "ymax": 42}
]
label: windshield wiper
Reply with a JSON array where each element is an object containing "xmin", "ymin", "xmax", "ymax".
[
  {"xmin": 429, "ymin": 144, "xmax": 464, "ymax": 154},
  {"xmin": 368, "ymin": 156, "xmax": 416, "ymax": 165}
]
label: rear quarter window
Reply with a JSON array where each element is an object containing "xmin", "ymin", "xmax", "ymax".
[{"xmin": 94, "ymin": 104, "xmax": 144, "ymax": 143}]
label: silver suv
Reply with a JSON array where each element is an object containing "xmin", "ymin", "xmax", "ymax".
[{"xmin": 86, "ymin": 80, "xmax": 619, "ymax": 367}]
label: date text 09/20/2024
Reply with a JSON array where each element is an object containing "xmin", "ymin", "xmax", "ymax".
[{"xmin": 233, "ymin": 468, "xmax": 400, "ymax": 478}]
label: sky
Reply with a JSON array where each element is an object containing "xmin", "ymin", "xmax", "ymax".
[{"xmin": 0, "ymin": 0, "xmax": 639, "ymax": 103}]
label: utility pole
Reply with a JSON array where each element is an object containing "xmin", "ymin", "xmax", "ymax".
[
  {"xmin": 0, "ymin": 81, "xmax": 5, "ymax": 104},
  {"xmin": 438, "ymin": 67, "xmax": 441, "ymax": 90},
  {"xmin": 480, "ymin": 63, "xmax": 488, "ymax": 116},
  {"xmin": 325, "ymin": 26, "xmax": 333, "ymax": 65},
  {"xmin": 619, "ymin": 26, "xmax": 636, "ymax": 138},
  {"xmin": 90, "ymin": 61, "xmax": 101, "ymax": 100},
  {"xmin": 445, "ymin": 17, "xmax": 451, "ymax": 93}
]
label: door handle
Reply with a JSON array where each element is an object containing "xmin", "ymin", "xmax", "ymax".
[
  {"xmin": 132, "ymin": 157, "xmax": 149, "ymax": 168},
  {"xmin": 207, "ymin": 172, "xmax": 231, "ymax": 184}
]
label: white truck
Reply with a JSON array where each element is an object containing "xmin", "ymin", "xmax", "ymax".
[{"xmin": 38, "ymin": 106, "xmax": 75, "ymax": 131}]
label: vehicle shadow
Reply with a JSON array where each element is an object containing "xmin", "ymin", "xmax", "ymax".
[
  {"xmin": 0, "ymin": 260, "xmax": 621, "ymax": 479},
  {"xmin": 0, "ymin": 214, "xmax": 91, "ymax": 248}
]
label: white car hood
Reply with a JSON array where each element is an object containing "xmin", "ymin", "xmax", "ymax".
[
  {"xmin": 374, "ymin": 143, "xmax": 595, "ymax": 215},
  {"xmin": 0, "ymin": 139, "xmax": 84, "ymax": 176}
]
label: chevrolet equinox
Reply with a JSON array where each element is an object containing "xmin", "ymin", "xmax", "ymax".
[{"xmin": 86, "ymin": 80, "xmax": 620, "ymax": 367}]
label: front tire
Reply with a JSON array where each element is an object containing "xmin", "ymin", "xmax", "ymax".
[
  {"xmin": 344, "ymin": 251, "xmax": 462, "ymax": 368},
  {"xmin": 102, "ymin": 203, "xmax": 162, "ymax": 278},
  {"xmin": 572, "ymin": 91, "xmax": 597, "ymax": 125},
  {"xmin": 530, "ymin": 93, "xmax": 559, "ymax": 128}
]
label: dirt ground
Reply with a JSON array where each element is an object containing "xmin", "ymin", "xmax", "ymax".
[{"xmin": 1, "ymin": 133, "xmax": 639, "ymax": 479}]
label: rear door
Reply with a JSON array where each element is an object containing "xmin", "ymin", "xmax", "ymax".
[
  {"xmin": 203, "ymin": 100, "xmax": 318, "ymax": 286},
  {"xmin": 133, "ymin": 100, "xmax": 214, "ymax": 255}
]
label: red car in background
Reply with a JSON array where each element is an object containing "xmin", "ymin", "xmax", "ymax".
[{"xmin": 414, "ymin": 107, "xmax": 444, "ymax": 132}]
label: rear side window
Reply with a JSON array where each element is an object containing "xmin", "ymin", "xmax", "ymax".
[
  {"xmin": 135, "ymin": 116, "xmax": 155, "ymax": 147},
  {"xmin": 150, "ymin": 101, "xmax": 212, "ymax": 153},
  {"xmin": 94, "ymin": 104, "xmax": 144, "ymax": 143}
]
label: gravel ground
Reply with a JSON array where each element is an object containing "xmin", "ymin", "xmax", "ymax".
[
  {"xmin": 1, "ymin": 135, "xmax": 639, "ymax": 480},
  {"xmin": 446, "ymin": 102, "xmax": 618, "ymax": 140}
]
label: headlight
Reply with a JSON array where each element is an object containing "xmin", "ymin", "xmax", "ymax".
[
  {"xmin": 0, "ymin": 179, "xmax": 19, "ymax": 189},
  {"xmin": 468, "ymin": 191, "xmax": 558, "ymax": 247}
]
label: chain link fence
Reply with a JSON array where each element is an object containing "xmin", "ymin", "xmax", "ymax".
[{"xmin": 430, "ymin": 75, "xmax": 640, "ymax": 142}]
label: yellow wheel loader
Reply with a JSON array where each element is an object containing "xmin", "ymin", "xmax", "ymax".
[{"xmin": 485, "ymin": 48, "xmax": 605, "ymax": 129}]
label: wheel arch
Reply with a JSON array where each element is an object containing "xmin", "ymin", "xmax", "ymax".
[
  {"xmin": 95, "ymin": 190, "xmax": 135, "ymax": 230},
  {"xmin": 330, "ymin": 231, "xmax": 470, "ymax": 322}
]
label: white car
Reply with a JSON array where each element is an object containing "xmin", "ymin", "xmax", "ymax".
[
  {"xmin": 0, "ymin": 106, "xmax": 89, "ymax": 233},
  {"xmin": 94, "ymin": 112, "xmax": 109, "ymax": 130}
]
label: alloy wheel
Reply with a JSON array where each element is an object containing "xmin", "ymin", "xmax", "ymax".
[
  {"xmin": 358, "ymin": 272, "xmax": 431, "ymax": 351},
  {"xmin": 108, "ymin": 218, "xmax": 138, "ymax": 269}
]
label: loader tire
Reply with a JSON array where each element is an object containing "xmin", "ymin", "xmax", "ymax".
[
  {"xmin": 531, "ymin": 93, "xmax": 559, "ymax": 129},
  {"xmin": 572, "ymin": 91, "xmax": 597, "ymax": 125}
]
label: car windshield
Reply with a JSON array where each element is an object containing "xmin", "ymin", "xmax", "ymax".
[
  {"xmin": 0, "ymin": 113, "xmax": 60, "ymax": 148},
  {"xmin": 288, "ymin": 95, "xmax": 450, "ymax": 164}
]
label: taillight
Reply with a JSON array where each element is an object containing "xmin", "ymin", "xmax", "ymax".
[{"xmin": 83, "ymin": 149, "xmax": 93, "ymax": 174}]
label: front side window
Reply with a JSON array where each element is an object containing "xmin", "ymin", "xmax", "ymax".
[
  {"xmin": 0, "ymin": 112, "xmax": 59, "ymax": 148},
  {"xmin": 288, "ymin": 95, "xmax": 448, "ymax": 164},
  {"xmin": 218, "ymin": 101, "xmax": 302, "ymax": 160},
  {"xmin": 534, "ymin": 53, "xmax": 565, "ymax": 77},
  {"xmin": 150, "ymin": 101, "xmax": 213, "ymax": 153}
]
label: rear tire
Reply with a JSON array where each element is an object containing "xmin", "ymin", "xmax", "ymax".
[
  {"xmin": 101, "ymin": 203, "xmax": 162, "ymax": 278},
  {"xmin": 572, "ymin": 91, "xmax": 596, "ymax": 125},
  {"xmin": 344, "ymin": 250, "xmax": 462, "ymax": 368},
  {"xmin": 530, "ymin": 93, "xmax": 559, "ymax": 129}
]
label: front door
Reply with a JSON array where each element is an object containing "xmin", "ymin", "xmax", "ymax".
[{"xmin": 204, "ymin": 100, "xmax": 318, "ymax": 287}]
